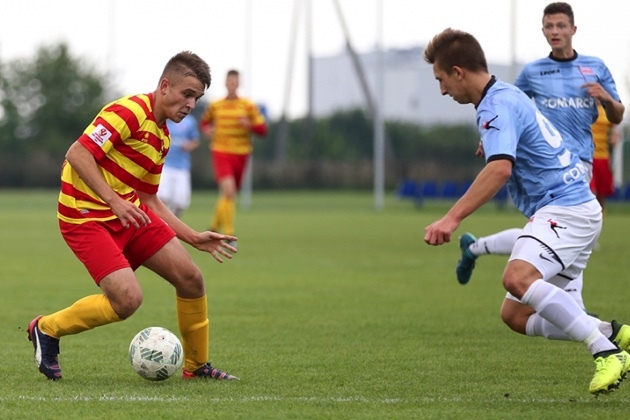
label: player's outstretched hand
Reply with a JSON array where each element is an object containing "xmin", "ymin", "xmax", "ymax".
[{"xmin": 193, "ymin": 231, "xmax": 238, "ymax": 263}]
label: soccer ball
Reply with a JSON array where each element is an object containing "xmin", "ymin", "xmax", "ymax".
[{"xmin": 129, "ymin": 327, "xmax": 183, "ymax": 381}]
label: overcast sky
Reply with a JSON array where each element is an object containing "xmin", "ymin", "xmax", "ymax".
[{"xmin": 2, "ymin": 0, "xmax": 629, "ymax": 120}]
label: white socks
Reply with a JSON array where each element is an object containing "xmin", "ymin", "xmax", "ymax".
[
  {"xmin": 469, "ymin": 228, "xmax": 522, "ymax": 256},
  {"xmin": 526, "ymin": 313, "xmax": 612, "ymax": 341},
  {"xmin": 521, "ymin": 280, "xmax": 616, "ymax": 355}
]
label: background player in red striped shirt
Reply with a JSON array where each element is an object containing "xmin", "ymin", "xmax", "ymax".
[
  {"xmin": 28, "ymin": 51, "xmax": 239, "ymax": 381},
  {"xmin": 590, "ymin": 102, "xmax": 621, "ymax": 214},
  {"xmin": 200, "ymin": 69, "xmax": 267, "ymax": 244}
]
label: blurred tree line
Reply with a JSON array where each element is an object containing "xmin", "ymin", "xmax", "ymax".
[
  {"xmin": 0, "ymin": 43, "xmax": 113, "ymax": 186},
  {"xmin": 3, "ymin": 43, "xmax": 629, "ymax": 191}
]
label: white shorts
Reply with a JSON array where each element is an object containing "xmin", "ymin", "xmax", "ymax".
[
  {"xmin": 157, "ymin": 166, "xmax": 191, "ymax": 211},
  {"xmin": 505, "ymin": 199, "xmax": 602, "ymax": 302}
]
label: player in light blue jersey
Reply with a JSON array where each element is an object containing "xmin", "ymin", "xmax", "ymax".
[
  {"xmin": 157, "ymin": 114, "xmax": 200, "ymax": 217},
  {"xmin": 477, "ymin": 82, "xmax": 590, "ymax": 217},
  {"xmin": 423, "ymin": 27, "xmax": 630, "ymax": 395},
  {"xmin": 456, "ymin": 2, "xmax": 626, "ymax": 334},
  {"xmin": 516, "ymin": 54, "xmax": 621, "ymax": 164}
]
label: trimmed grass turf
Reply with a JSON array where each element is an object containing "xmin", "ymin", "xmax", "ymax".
[{"xmin": 2, "ymin": 189, "xmax": 630, "ymax": 419}]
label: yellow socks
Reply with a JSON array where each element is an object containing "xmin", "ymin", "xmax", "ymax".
[
  {"xmin": 177, "ymin": 295, "xmax": 209, "ymax": 372},
  {"xmin": 211, "ymin": 196, "xmax": 235, "ymax": 235},
  {"xmin": 38, "ymin": 294, "xmax": 121, "ymax": 338},
  {"xmin": 223, "ymin": 197, "xmax": 235, "ymax": 236},
  {"xmin": 37, "ymin": 294, "xmax": 211, "ymax": 373}
]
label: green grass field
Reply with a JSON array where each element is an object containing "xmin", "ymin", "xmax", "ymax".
[{"xmin": 2, "ymin": 190, "xmax": 630, "ymax": 419}]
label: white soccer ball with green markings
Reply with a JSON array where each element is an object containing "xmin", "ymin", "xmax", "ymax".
[{"xmin": 129, "ymin": 327, "xmax": 183, "ymax": 381}]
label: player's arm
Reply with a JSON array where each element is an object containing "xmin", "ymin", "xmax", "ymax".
[
  {"xmin": 199, "ymin": 105, "xmax": 215, "ymax": 140},
  {"xmin": 581, "ymin": 82, "xmax": 625, "ymax": 124},
  {"xmin": 199, "ymin": 121, "xmax": 214, "ymax": 140},
  {"xmin": 241, "ymin": 103, "xmax": 268, "ymax": 137},
  {"xmin": 424, "ymin": 159, "xmax": 512, "ymax": 246},
  {"xmin": 65, "ymin": 141, "xmax": 150, "ymax": 228},
  {"xmin": 136, "ymin": 191, "xmax": 236, "ymax": 262},
  {"xmin": 181, "ymin": 138, "xmax": 200, "ymax": 152},
  {"xmin": 602, "ymin": 100, "xmax": 625, "ymax": 125},
  {"xmin": 250, "ymin": 106, "xmax": 268, "ymax": 137},
  {"xmin": 250, "ymin": 122, "xmax": 267, "ymax": 137}
]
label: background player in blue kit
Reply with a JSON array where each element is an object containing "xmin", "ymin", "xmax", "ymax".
[
  {"xmin": 157, "ymin": 114, "xmax": 200, "ymax": 218},
  {"xmin": 455, "ymin": 2, "xmax": 625, "ymax": 336},
  {"xmin": 422, "ymin": 27, "xmax": 629, "ymax": 395}
]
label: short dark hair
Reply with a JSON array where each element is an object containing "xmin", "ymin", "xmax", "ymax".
[
  {"xmin": 227, "ymin": 69, "xmax": 240, "ymax": 77},
  {"xmin": 423, "ymin": 28, "xmax": 488, "ymax": 74},
  {"xmin": 161, "ymin": 51, "xmax": 211, "ymax": 89},
  {"xmin": 543, "ymin": 2, "xmax": 574, "ymax": 25}
]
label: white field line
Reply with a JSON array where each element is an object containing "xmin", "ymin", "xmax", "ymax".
[{"xmin": 0, "ymin": 395, "xmax": 603, "ymax": 404}]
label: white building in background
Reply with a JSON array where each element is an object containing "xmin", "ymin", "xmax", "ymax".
[{"xmin": 311, "ymin": 46, "xmax": 523, "ymax": 125}]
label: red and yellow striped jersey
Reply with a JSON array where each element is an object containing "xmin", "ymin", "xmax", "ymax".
[
  {"xmin": 58, "ymin": 93, "xmax": 169, "ymax": 224},
  {"xmin": 592, "ymin": 104, "xmax": 615, "ymax": 160},
  {"xmin": 200, "ymin": 97, "xmax": 266, "ymax": 155}
]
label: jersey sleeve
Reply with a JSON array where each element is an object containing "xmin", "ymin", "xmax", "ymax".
[
  {"xmin": 77, "ymin": 102, "xmax": 131, "ymax": 161},
  {"xmin": 478, "ymin": 101, "xmax": 518, "ymax": 164},
  {"xmin": 199, "ymin": 102, "xmax": 215, "ymax": 130},
  {"xmin": 514, "ymin": 67, "xmax": 532, "ymax": 97},
  {"xmin": 248, "ymin": 102, "xmax": 268, "ymax": 136},
  {"xmin": 598, "ymin": 62, "xmax": 622, "ymax": 103}
]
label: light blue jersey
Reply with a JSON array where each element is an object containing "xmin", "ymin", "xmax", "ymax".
[
  {"xmin": 515, "ymin": 52, "xmax": 621, "ymax": 163},
  {"xmin": 165, "ymin": 115, "xmax": 199, "ymax": 170},
  {"xmin": 477, "ymin": 78, "xmax": 595, "ymax": 218}
]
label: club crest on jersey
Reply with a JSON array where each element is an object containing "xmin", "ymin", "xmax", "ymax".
[
  {"xmin": 88, "ymin": 124, "xmax": 112, "ymax": 146},
  {"xmin": 482, "ymin": 115, "xmax": 500, "ymax": 131},
  {"xmin": 578, "ymin": 66, "xmax": 594, "ymax": 76}
]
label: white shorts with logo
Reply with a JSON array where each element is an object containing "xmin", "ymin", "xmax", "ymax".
[
  {"xmin": 157, "ymin": 166, "xmax": 191, "ymax": 211},
  {"xmin": 505, "ymin": 199, "xmax": 602, "ymax": 303}
]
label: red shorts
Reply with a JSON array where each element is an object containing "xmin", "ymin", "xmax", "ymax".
[
  {"xmin": 590, "ymin": 158, "xmax": 615, "ymax": 197},
  {"xmin": 211, "ymin": 151, "xmax": 249, "ymax": 189},
  {"xmin": 59, "ymin": 203, "xmax": 176, "ymax": 285}
]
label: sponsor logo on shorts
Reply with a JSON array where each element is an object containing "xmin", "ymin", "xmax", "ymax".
[
  {"xmin": 547, "ymin": 218, "xmax": 567, "ymax": 238},
  {"xmin": 539, "ymin": 252, "xmax": 554, "ymax": 263}
]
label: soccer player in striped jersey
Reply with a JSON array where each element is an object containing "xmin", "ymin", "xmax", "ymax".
[
  {"xmin": 28, "ymin": 51, "xmax": 239, "ymax": 381},
  {"xmin": 455, "ymin": 2, "xmax": 627, "ymax": 353},
  {"xmin": 423, "ymin": 27, "xmax": 629, "ymax": 395},
  {"xmin": 200, "ymin": 69, "xmax": 268, "ymax": 244},
  {"xmin": 590, "ymin": 103, "xmax": 620, "ymax": 213}
]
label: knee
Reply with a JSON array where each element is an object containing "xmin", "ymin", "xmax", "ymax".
[
  {"xmin": 502, "ymin": 271, "xmax": 528, "ymax": 300},
  {"xmin": 111, "ymin": 291, "xmax": 143, "ymax": 320},
  {"xmin": 500, "ymin": 300, "xmax": 534, "ymax": 335},
  {"xmin": 500, "ymin": 304, "xmax": 520, "ymax": 333},
  {"xmin": 502, "ymin": 261, "xmax": 542, "ymax": 300},
  {"xmin": 220, "ymin": 180, "xmax": 237, "ymax": 198},
  {"xmin": 502, "ymin": 275, "xmax": 517, "ymax": 297},
  {"xmin": 175, "ymin": 266, "xmax": 205, "ymax": 298}
]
